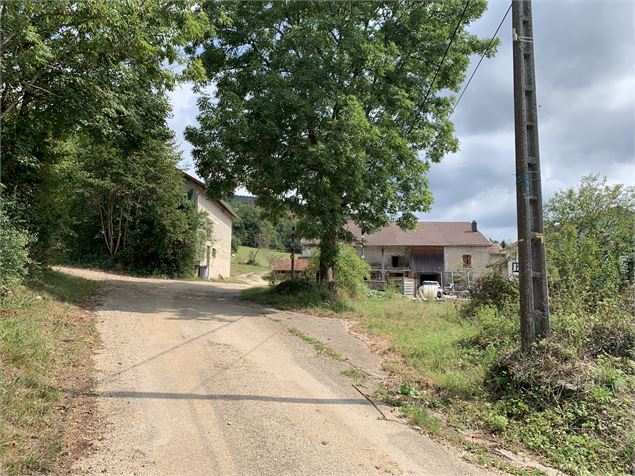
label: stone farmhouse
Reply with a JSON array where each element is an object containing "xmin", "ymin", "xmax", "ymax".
[
  {"xmin": 303, "ymin": 221, "xmax": 502, "ymax": 288},
  {"xmin": 183, "ymin": 171, "xmax": 237, "ymax": 279}
]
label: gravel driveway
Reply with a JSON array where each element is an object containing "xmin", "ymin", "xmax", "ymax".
[{"xmin": 61, "ymin": 267, "xmax": 492, "ymax": 475}]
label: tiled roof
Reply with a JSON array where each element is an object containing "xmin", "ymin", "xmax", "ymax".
[
  {"xmin": 347, "ymin": 221, "xmax": 491, "ymax": 247},
  {"xmin": 272, "ymin": 258, "xmax": 310, "ymax": 272},
  {"xmin": 489, "ymin": 243, "xmax": 505, "ymax": 254}
]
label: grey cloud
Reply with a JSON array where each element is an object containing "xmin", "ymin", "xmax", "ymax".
[{"xmin": 422, "ymin": 0, "xmax": 634, "ymax": 241}]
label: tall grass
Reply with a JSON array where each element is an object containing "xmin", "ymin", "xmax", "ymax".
[
  {"xmin": 0, "ymin": 270, "xmax": 99, "ymax": 474},
  {"xmin": 346, "ymin": 296, "xmax": 487, "ymax": 396}
]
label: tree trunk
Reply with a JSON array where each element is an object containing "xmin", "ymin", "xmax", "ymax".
[{"xmin": 318, "ymin": 227, "xmax": 338, "ymax": 285}]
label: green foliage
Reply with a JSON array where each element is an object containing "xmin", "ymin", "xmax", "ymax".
[
  {"xmin": 228, "ymin": 198, "xmax": 298, "ymax": 253},
  {"xmin": 401, "ymin": 404, "xmax": 441, "ymax": 434},
  {"xmin": 334, "ymin": 245, "xmax": 371, "ymax": 295},
  {"xmin": 187, "ymin": 1, "xmax": 494, "ymax": 275},
  {"xmin": 469, "ymin": 305, "xmax": 519, "ymax": 350},
  {"xmin": 1, "ymin": 0, "xmax": 209, "ymax": 264},
  {"xmin": 463, "ymin": 273, "xmax": 519, "ymax": 317},
  {"xmin": 544, "ymin": 175, "xmax": 634, "ymax": 290},
  {"xmin": 229, "ymin": 200, "xmax": 274, "ymax": 249},
  {"xmin": 454, "ymin": 177, "xmax": 635, "ymax": 474},
  {"xmin": 465, "ymin": 175, "xmax": 635, "ymax": 474},
  {"xmin": 118, "ymin": 191, "xmax": 203, "ymax": 278},
  {"xmin": 398, "ymin": 383, "xmax": 422, "ymax": 398},
  {"xmin": 485, "ymin": 412, "xmax": 508, "ymax": 434},
  {"xmin": 0, "ymin": 195, "xmax": 32, "ymax": 294},
  {"xmin": 484, "ymin": 338, "xmax": 635, "ymax": 475},
  {"xmin": 54, "ymin": 124, "xmax": 205, "ymax": 277},
  {"xmin": 308, "ymin": 244, "xmax": 370, "ymax": 295}
]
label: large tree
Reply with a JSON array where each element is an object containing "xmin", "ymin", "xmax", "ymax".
[
  {"xmin": 186, "ymin": 0, "xmax": 494, "ymax": 280},
  {"xmin": 544, "ymin": 175, "xmax": 635, "ymax": 309},
  {"xmin": 0, "ymin": 0, "xmax": 208, "ymax": 258}
]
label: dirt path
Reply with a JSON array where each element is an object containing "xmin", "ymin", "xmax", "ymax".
[
  {"xmin": 63, "ymin": 267, "xmax": 493, "ymax": 475},
  {"xmin": 233, "ymin": 271, "xmax": 269, "ymax": 286}
]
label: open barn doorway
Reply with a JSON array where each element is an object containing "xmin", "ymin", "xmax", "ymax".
[{"xmin": 419, "ymin": 273, "xmax": 442, "ymax": 286}]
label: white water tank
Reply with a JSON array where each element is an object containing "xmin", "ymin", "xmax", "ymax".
[{"xmin": 418, "ymin": 281, "xmax": 441, "ymax": 299}]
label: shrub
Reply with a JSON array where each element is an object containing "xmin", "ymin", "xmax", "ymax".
[
  {"xmin": 462, "ymin": 273, "xmax": 518, "ymax": 318},
  {"xmin": 308, "ymin": 244, "xmax": 370, "ymax": 296},
  {"xmin": 334, "ymin": 245, "xmax": 371, "ymax": 295},
  {"xmin": 469, "ymin": 305, "xmax": 519, "ymax": 350},
  {"xmin": 0, "ymin": 196, "xmax": 33, "ymax": 295},
  {"xmin": 270, "ymin": 279, "xmax": 314, "ymax": 296},
  {"xmin": 485, "ymin": 412, "xmax": 508, "ymax": 433},
  {"xmin": 484, "ymin": 338, "xmax": 635, "ymax": 475},
  {"xmin": 241, "ymin": 281, "xmax": 343, "ymax": 311}
]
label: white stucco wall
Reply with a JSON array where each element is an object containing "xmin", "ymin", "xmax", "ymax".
[
  {"xmin": 443, "ymin": 246, "xmax": 490, "ymax": 277},
  {"xmin": 184, "ymin": 181, "xmax": 234, "ymax": 279},
  {"xmin": 198, "ymin": 194, "xmax": 233, "ymax": 279}
]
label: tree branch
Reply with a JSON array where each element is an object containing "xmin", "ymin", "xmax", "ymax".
[{"xmin": 0, "ymin": 43, "xmax": 73, "ymax": 121}]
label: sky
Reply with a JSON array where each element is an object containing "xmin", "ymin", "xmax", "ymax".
[{"xmin": 168, "ymin": 0, "xmax": 635, "ymax": 242}]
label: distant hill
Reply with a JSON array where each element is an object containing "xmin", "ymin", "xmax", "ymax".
[{"xmin": 232, "ymin": 195, "xmax": 257, "ymax": 204}]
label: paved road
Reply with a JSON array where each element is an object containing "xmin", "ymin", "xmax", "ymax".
[{"xmin": 66, "ymin": 268, "xmax": 491, "ymax": 475}]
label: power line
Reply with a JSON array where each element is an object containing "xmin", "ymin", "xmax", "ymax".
[
  {"xmin": 421, "ymin": 0, "xmax": 472, "ymax": 112},
  {"xmin": 451, "ymin": 3, "xmax": 512, "ymax": 115}
]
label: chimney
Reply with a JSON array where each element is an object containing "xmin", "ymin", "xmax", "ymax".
[{"xmin": 471, "ymin": 220, "xmax": 478, "ymax": 232}]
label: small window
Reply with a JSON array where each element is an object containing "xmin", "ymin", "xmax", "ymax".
[
  {"xmin": 212, "ymin": 248, "xmax": 217, "ymax": 258},
  {"xmin": 391, "ymin": 256, "xmax": 399, "ymax": 267},
  {"xmin": 463, "ymin": 254, "xmax": 472, "ymax": 267}
]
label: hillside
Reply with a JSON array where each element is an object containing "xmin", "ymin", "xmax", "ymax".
[{"xmin": 231, "ymin": 246, "xmax": 290, "ymax": 277}]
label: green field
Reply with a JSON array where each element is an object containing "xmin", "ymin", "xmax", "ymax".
[{"xmin": 231, "ymin": 246, "xmax": 290, "ymax": 277}]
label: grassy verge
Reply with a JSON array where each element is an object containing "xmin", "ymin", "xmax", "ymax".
[
  {"xmin": 0, "ymin": 269, "xmax": 100, "ymax": 474},
  {"xmin": 242, "ymin": 283, "xmax": 634, "ymax": 475},
  {"xmin": 240, "ymin": 281, "xmax": 344, "ymax": 313}
]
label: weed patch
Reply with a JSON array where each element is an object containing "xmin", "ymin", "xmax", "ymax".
[
  {"xmin": 340, "ymin": 368, "xmax": 367, "ymax": 379},
  {"xmin": 401, "ymin": 404, "xmax": 441, "ymax": 434},
  {"xmin": 288, "ymin": 328, "xmax": 345, "ymax": 361}
]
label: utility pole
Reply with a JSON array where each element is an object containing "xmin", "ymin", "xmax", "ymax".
[
  {"xmin": 512, "ymin": 0, "xmax": 549, "ymax": 352},
  {"xmin": 290, "ymin": 226, "xmax": 296, "ymax": 280}
]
